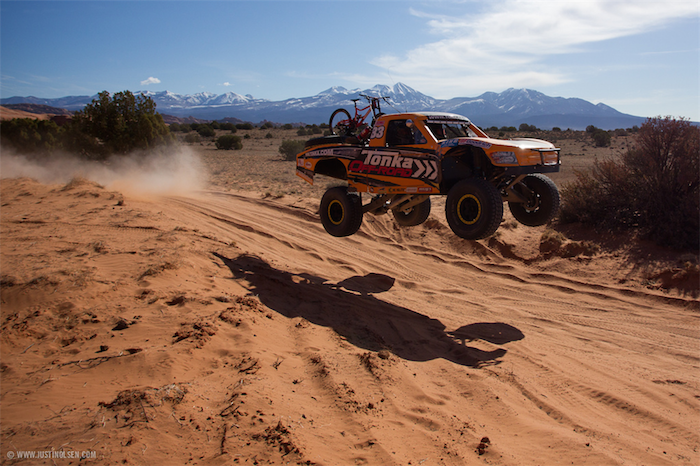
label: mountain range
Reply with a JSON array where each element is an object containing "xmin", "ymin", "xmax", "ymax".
[{"xmin": 1, "ymin": 83, "xmax": 648, "ymax": 130}]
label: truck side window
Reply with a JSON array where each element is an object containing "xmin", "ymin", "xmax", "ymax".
[{"xmin": 386, "ymin": 119, "xmax": 427, "ymax": 146}]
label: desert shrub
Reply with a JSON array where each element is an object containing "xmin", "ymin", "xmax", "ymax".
[
  {"xmin": 184, "ymin": 133, "xmax": 201, "ymax": 144},
  {"xmin": 261, "ymin": 121, "xmax": 274, "ymax": 129},
  {"xmin": 215, "ymin": 134, "xmax": 242, "ymax": 150},
  {"xmin": 500, "ymin": 126, "xmax": 517, "ymax": 132},
  {"xmin": 219, "ymin": 122, "xmax": 236, "ymax": 132},
  {"xmin": 296, "ymin": 127, "xmax": 308, "ymax": 136},
  {"xmin": 2, "ymin": 91, "xmax": 174, "ymax": 159},
  {"xmin": 310, "ymin": 125, "xmax": 322, "ymax": 135},
  {"xmin": 519, "ymin": 123, "xmax": 538, "ymax": 132},
  {"xmin": 0, "ymin": 118, "xmax": 64, "ymax": 153},
  {"xmin": 560, "ymin": 116, "xmax": 699, "ymax": 250},
  {"xmin": 196, "ymin": 124, "xmax": 216, "ymax": 138},
  {"xmin": 169, "ymin": 123, "xmax": 182, "ymax": 132},
  {"xmin": 552, "ymin": 127, "xmax": 561, "ymax": 132},
  {"xmin": 265, "ymin": 132, "xmax": 273, "ymax": 139},
  {"xmin": 236, "ymin": 123, "xmax": 254, "ymax": 130},
  {"xmin": 592, "ymin": 129, "xmax": 611, "ymax": 147},
  {"xmin": 278, "ymin": 139, "xmax": 305, "ymax": 161},
  {"xmin": 210, "ymin": 121, "xmax": 220, "ymax": 130},
  {"xmin": 282, "ymin": 123, "xmax": 293, "ymax": 130},
  {"xmin": 72, "ymin": 90, "xmax": 173, "ymax": 157}
]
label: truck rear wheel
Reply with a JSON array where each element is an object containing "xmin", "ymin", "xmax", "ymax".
[
  {"xmin": 508, "ymin": 174, "xmax": 560, "ymax": 227},
  {"xmin": 319, "ymin": 186, "xmax": 363, "ymax": 237},
  {"xmin": 445, "ymin": 179, "xmax": 503, "ymax": 240},
  {"xmin": 393, "ymin": 198, "xmax": 431, "ymax": 227}
]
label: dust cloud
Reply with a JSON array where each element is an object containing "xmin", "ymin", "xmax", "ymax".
[{"xmin": 0, "ymin": 146, "xmax": 206, "ymax": 196}]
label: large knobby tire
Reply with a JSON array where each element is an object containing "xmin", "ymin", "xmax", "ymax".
[
  {"xmin": 329, "ymin": 108, "xmax": 352, "ymax": 136},
  {"xmin": 445, "ymin": 178, "xmax": 503, "ymax": 240},
  {"xmin": 393, "ymin": 198, "xmax": 431, "ymax": 227},
  {"xmin": 319, "ymin": 186, "xmax": 363, "ymax": 237},
  {"xmin": 508, "ymin": 174, "xmax": 560, "ymax": 227}
]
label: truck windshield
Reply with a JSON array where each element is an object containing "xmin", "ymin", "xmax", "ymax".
[{"xmin": 426, "ymin": 122, "xmax": 479, "ymax": 140}]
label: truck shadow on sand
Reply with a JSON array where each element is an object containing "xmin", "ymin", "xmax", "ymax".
[{"xmin": 213, "ymin": 252, "xmax": 524, "ymax": 369}]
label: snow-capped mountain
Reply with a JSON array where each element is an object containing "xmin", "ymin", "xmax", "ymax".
[{"xmin": 0, "ymin": 83, "xmax": 646, "ymax": 130}]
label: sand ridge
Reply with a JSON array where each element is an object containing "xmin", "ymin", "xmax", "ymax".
[{"xmin": 1, "ymin": 172, "xmax": 698, "ymax": 465}]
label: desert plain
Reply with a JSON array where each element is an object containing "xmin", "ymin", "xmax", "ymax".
[{"xmin": 1, "ymin": 118, "xmax": 698, "ymax": 465}]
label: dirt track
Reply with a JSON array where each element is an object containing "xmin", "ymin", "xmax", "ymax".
[{"xmin": 1, "ymin": 174, "xmax": 698, "ymax": 465}]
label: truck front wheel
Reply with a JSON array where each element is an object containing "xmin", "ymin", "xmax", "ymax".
[
  {"xmin": 319, "ymin": 186, "xmax": 363, "ymax": 237},
  {"xmin": 445, "ymin": 179, "xmax": 503, "ymax": 240},
  {"xmin": 507, "ymin": 174, "xmax": 560, "ymax": 227}
]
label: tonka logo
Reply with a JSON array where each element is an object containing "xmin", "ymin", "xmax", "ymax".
[
  {"xmin": 363, "ymin": 151, "xmax": 414, "ymax": 169},
  {"xmin": 348, "ymin": 151, "xmax": 438, "ymax": 180}
]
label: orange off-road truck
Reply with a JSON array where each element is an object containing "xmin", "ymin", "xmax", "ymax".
[{"xmin": 296, "ymin": 111, "xmax": 561, "ymax": 240}]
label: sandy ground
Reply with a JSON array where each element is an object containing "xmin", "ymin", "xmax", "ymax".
[{"xmin": 1, "ymin": 133, "xmax": 698, "ymax": 466}]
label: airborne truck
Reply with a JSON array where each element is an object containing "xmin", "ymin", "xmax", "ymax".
[{"xmin": 296, "ymin": 112, "xmax": 561, "ymax": 240}]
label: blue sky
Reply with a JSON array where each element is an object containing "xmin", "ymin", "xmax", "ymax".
[{"xmin": 1, "ymin": 0, "xmax": 698, "ymax": 120}]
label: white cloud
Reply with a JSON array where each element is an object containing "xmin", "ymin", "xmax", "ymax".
[
  {"xmin": 140, "ymin": 76, "xmax": 161, "ymax": 86},
  {"xmin": 222, "ymin": 82, "xmax": 231, "ymax": 86},
  {"xmin": 369, "ymin": 0, "xmax": 699, "ymax": 97}
]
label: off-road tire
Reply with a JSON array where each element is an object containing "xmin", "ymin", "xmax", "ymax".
[
  {"xmin": 329, "ymin": 108, "xmax": 353, "ymax": 136},
  {"xmin": 508, "ymin": 174, "xmax": 560, "ymax": 227},
  {"xmin": 445, "ymin": 178, "xmax": 503, "ymax": 240},
  {"xmin": 393, "ymin": 198, "xmax": 431, "ymax": 227},
  {"xmin": 319, "ymin": 186, "xmax": 363, "ymax": 237}
]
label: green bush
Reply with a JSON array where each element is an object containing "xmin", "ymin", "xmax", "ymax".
[
  {"xmin": 1, "ymin": 90, "xmax": 173, "ymax": 159},
  {"xmin": 278, "ymin": 139, "xmax": 305, "ymax": 161},
  {"xmin": 592, "ymin": 129, "xmax": 611, "ymax": 147},
  {"xmin": 196, "ymin": 124, "xmax": 216, "ymax": 138},
  {"xmin": 184, "ymin": 133, "xmax": 201, "ymax": 144},
  {"xmin": 265, "ymin": 132, "xmax": 273, "ymax": 139},
  {"xmin": 519, "ymin": 123, "xmax": 538, "ymax": 132},
  {"xmin": 236, "ymin": 123, "xmax": 254, "ymax": 130},
  {"xmin": 560, "ymin": 116, "xmax": 699, "ymax": 250},
  {"xmin": 73, "ymin": 90, "xmax": 172, "ymax": 157},
  {"xmin": 296, "ymin": 128, "xmax": 308, "ymax": 136},
  {"xmin": 0, "ymin": 118, "xmax": 63, "ymax": 153},
  {"xmin": 215, "ymin": 134, "xmax": 242, "ymax": 150}
]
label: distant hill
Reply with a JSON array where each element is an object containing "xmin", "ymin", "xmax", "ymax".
[
  {"xmin": 1, "ymin": 84, "xmax": 651, "ymax": 130},
  {"xmin": 2, "ymin": 103, "xmax": 73, "ymax": 116}
]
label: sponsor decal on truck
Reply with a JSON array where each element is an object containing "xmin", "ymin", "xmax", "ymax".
[{"xmin": 348, "ymin": 151, "xmax": 438, "ymax": 180}]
